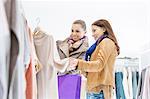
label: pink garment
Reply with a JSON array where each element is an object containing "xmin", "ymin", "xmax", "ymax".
[{"xmin": 26, "ymin": 58, "xmax": 33, "ymax": 99}]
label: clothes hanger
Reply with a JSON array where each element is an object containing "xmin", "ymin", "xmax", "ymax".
[{"xmin": 33, "ymin": 17, "xmax": 41, "ymax": 35}]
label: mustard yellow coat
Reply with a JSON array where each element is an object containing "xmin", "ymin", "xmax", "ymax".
[{"xmin": 78, "ymin": 38, "xmax": 118, "ymax": 99}]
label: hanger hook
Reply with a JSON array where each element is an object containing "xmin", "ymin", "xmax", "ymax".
[{"xmin": 35, "ymin": 17, "xmax": 40, "ymax": 26}]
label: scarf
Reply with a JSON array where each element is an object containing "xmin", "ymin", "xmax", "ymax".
[
  {"xmin": 68, "ymin": 36, "xmax": 86, "ymax": 53},
  {"xmin": 85, "ymin": 34, "xmax": 108, "ymax": 61}
]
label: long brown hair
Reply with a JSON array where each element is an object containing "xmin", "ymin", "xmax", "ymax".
[{"xmin": 92, "ymin": 19, "xmax": 120, "ymax": 55}]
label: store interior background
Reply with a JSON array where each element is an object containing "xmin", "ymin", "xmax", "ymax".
[{"xmin": 21, "ymin": 0, "xmax": 150, "ymax": 61}]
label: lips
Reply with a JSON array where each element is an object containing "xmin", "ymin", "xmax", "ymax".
[{"xmin": 72, "ymin": 36, "xmax": 78, "ymax": 39}]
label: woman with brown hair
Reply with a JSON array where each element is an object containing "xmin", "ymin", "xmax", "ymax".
[{"xmin": 69, "ymin": 19, "xmax": 120, "ymax": 99}]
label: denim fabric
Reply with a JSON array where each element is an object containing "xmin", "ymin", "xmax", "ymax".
[
  {"xmin": 132, "ymin": 72, "xmax": 138, "ymax": 99},
  {"xmin": 87, "ymin": 91, "xmax": 104, "ymax": 99},
  {"xmin": 115, "ymin": 72, "xmax": 126, "ymax": 99}
]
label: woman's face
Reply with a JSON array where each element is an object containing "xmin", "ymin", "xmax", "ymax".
[
  {"xmin": 71, "ymin": 24, "xmax": 86, "ymax": 41},
  {"xmin": 91, "ymin": 25, "xmax": 106, "ymax": 40}
]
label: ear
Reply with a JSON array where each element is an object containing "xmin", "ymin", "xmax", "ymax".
[{"xmin": 102, "ymin": 27, "xmax": 106, "ymax": 32}]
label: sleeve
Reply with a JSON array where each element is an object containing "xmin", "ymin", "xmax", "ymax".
[
  {"xmin": 49, "ymin": 35, "xmax": 69, "ymax": 73},
  {"xmin": 77, "ymin": 38, "xmax": 115, "ymax": 72}
]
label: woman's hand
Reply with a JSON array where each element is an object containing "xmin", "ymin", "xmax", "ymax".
[{"xmin": 67, "ymin": 57, "xmax": 78, "ymax": 71}]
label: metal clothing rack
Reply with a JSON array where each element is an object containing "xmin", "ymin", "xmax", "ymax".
[
  {"xmin": 115, "ymin": 57, "xmax": 139, "ymax": 67},
  {"xmin": 115, "ymin": 57, "xmax": 139, "ymax": 72}
]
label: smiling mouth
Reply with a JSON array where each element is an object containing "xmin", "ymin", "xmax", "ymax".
[{"xmin": 73, "ymin": 36, "xmax": 78, "ymax": 39}]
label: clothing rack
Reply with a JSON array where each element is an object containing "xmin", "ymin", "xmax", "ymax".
[
  {"xmin": 115, "ymin": 57, "xmax": 139, "ymax": 67},
  {"xmin": 115, "ymin": 57, "xmax": 139, "ymax": 73}
]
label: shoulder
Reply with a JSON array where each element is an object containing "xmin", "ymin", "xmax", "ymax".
[
  {"xmin": 101, "ymin": 38, "xmax": 114, "ymax": 44},
  {"xmin": 98, "ymin": 38, "xmax": 116, "ymax": 48},
  {"xmin": 56, "ymin": 37, "xmax": 69, "ymax": 46}
]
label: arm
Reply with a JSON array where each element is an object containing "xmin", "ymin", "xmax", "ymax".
[{"xmin": 78, "ymin": 38, "xmax": 115, "ymax": 72}]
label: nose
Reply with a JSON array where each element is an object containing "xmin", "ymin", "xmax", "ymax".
[
  {"xmin": 72, "ymin": 32, "xmax": 76, "ymax": 36},
  {"xmin": 92, "ymin": 33, "xmax": 95, "ymax": 37}
]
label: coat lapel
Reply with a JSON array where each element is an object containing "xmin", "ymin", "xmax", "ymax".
[
  {"xmin": 58, "ymin": 39, "xmax": 69, "ymax": 57},
  {"xmin": 57, "ymin": 37, "xmax": 88, "ymax": 58}
]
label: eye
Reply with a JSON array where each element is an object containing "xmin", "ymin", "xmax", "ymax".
[
  {"xmin": 76, "ymin": 30, "xmax": 80, "ymax": 33},
  {"xmin": 92, "ymin": 29, "xmax": 96, "ymax": 32},
  {"xmin": 72, "ymin": 29, "xmax": 74, "ymax": 32}
]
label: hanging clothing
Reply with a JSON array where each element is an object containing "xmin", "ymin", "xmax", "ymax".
[
  {"xmin": 33, "ymin": 29, "xmax": 69, "ymax": 99},
  {"xmin": 132, "ymin": 71, "xmax": 139, "ymax": 99},
  {"xmin": 115, "ymin": 72, "xmax": 126, "ymax": 99},
  {"xmin": 115, "ymin": 66, "xmax": 140, "ymax": 99},
  {"xmin": 127, "ymin": 67, "xmax": 133, "ymax": 99},
  {"xmin": 122, "ymin": 67, "xmax": 130, "ymax": 99},
  {"xmin": 0, "ymin": 1, "xmax": 11, "ymax": 99},
  {"xmin": 4, "ymin": 0, "xmax": 27, "ymax": 99},
  {"xmin": 25, "ymin": 58, "xmax": 33, "ymax": 99},
  {"xmin": 77, "ymin": 38, "xmax": 118, "ymax": 99},
  {"xmin": 29, "ymin": 29, "xmax": 38, "ymax": 99},
  {"xmin": 56, "ymin": 36, "xmax": 88, "ymax": 59},
  {"xmin": 136, "ymin": 68, "xmax": 146, "ymax": 99},
  {"xmin": 25, "ymin": 27, "xmax": 38, "ymax": 99},
  {"xmin": 142, "ymin": 67, "xmax": 150, "ymax": 99},
  {"xmin": 24, "ymin": 23, "xmax": 33, "ymax": 99}
]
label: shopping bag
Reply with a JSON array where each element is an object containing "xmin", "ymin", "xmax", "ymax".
[
  {"xmin": 80, "ymin": 74, "xmax": 87, "ymax": 99},
  {"xmin": 58, "ymin": 74, "xmax": 81, "ymax": 99}
]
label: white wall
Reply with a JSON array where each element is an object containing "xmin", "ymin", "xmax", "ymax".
[{"xmin": 22, "ymin": 0, "xmax": 149, "ymax": 57}]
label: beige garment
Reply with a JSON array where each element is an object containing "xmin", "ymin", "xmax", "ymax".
[
  {"xmin": 56, "ymin": 36, "xmax": 88, "ymax": 59},
  {"xmin": 78, "ymin": 38, "xmax": 118, "ymax": 99},
  {"xmin": 33, "ymin": 30, "xmax": 69, "ymax": 99},
  {"xmin": 56, "ymin": 36, "xmax": 88, "ymax": 80}
]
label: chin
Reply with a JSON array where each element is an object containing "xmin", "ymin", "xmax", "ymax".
[
  {"xmin": 72, "ymin": 39, "xmax": 77, "ymax": 41},
  {"xmin": 93, "ymin": 37, "xmax": 96, "ymax": 40},
  {"xmin": 72, "ymin": 38, "xmax": 78, "ymax": 41}
]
